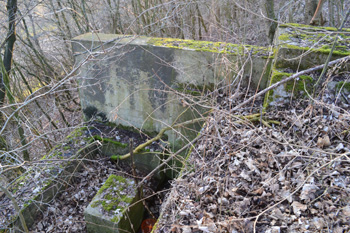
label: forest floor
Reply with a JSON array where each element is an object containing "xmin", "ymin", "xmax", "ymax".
[
  {"xmin": 156, "ymin": 71, "xmax": 350, "ymax": 232},
  {"xmin": 1, "ymin": 71, "xmax": 350, "ymax": 233}
]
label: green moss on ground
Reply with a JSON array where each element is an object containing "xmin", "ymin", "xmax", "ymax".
[{"xmin": 336, "ymin": 81, "xmax": 350, "ymax": 92}]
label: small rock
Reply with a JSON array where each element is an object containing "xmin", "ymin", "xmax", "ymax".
[
  {"xmin": 179, "ymin": 210, "xmax": 190, "ymax": 216},
  {"xmin": 271, "ymin": 226, "xmax": 281, "ymax": 233},
  {"xmin": 37, "ymin": 222, "xmax": 43, "ymax": 230},
  {"xmin": 335, "ymin": 143, "xmax": 344, "ymax": 151},
  {"xmin": 312, "ymin": 217, "xmax": 324, "ymax": 230},
  {"xmin": 218, "ymin": 197, "xmax": 229, "ymax": 205},
  {"xmin": 182, "ymin": 226, "xmax": 192, "ymax": 233}
]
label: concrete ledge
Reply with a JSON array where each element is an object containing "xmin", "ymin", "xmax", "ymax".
[
  {"xmin": 95, "ymin": 135, "xmax": 165, "ymax": 180},
  {"xmin": 275, "ymin": 23, "xmax": 350, "ymax": 70}
]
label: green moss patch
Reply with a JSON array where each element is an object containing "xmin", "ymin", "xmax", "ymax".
[
  {"xmin": 279, "ymin": 23, "xmax": 350, "ymax": 32},
  {"xmin": 148, "ymin": 37, "xmax": 273, "ymax": 57},
  {"xmin": 335, "ymin": 81, "xmax": 350, "ymax": 93},
  {"xmin": 90, "ymin": 175, "xmax": 138, "ymax": 222},
  {"xmin": 91, "ymin": 135, "xmax": 128, "ymax": 148},
  {"xmin": 278, "ymin": 24, "xmax": 350, "ymax": 56},
  {"xmin": 285, "ymin": 75, "xmax": 313, "ymax": 92},
  {"xmin": 264, "ymin": 69, "xmax": 313, "ymax": 108},
  {"xmin": 85, "ymin": 174, "xmax": 144, "ymax": 232}
]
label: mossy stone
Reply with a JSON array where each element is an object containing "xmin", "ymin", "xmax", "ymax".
[{"xmin": 85, "ymin": 175, "xmax": 143, "ymax": 233}]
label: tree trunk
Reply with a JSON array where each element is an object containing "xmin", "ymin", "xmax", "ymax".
[
  {"xmin": 304, "ymin": 0, "xmax": 317, "ymax": 24},
  {"xmin": 0, "ymin": 0, "xmax": 17, "ymax": 151},
  {"xmin": 0, "ymin": 0, "xmax": 17, "ymax": 109},
  {"xmin": 310, "ymin": 0, "xmax": 326, "ymax": 25},
  {"xmin": 264, "ymin": 0, "xmax": 277, "ymax": 44},
  {"xmin": 0, "ymin": 0, "xmax": 30, "ymax": 161}
]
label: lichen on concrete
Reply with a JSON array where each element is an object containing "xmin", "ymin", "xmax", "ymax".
[
  {"xmin": 90, "ymin": 175, "xmax": 135, "ymax": 216},
  {"xmin": 280, "ymin": 23, "xmax": 350, "ymax": 32},
  {"xmin": 263, "ymin": 69, "xmax": 313, "ymax": 108},
  {"xmin": 85, "ymin": 174, "xmax": 143, "ymax": 233}
]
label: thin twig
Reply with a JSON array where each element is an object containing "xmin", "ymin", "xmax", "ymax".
[
  {"xmin": 111, "ymin": 117, "xmax": 206, "ymax": 160},
  {"xmin": 0, "ymin": 184, "xmax": 29, "ymax": 233}
]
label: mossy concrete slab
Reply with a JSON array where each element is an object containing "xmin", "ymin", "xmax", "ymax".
[
  {"xmin": 84, "ymin": 175, "xmax": 143, "ymax": 233},
  {"xmin": 3, "ymin": 127, "xmax": 99, "ymax": 232},
  {"xmin": 263, "ymin": 68, "xmax": 313, "ymax": 107},
  {"xmin": 275, "ymin": 23, "xmax": 350, "ymax": 70},
  {"xmin": 264, "ymin": 24, "xmax": 350, "ymax": 108}
]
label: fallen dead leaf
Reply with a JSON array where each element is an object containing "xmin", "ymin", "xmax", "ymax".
[{"xmin": 317, "ymin": 135, "xmax": 331, "ymax": 148}]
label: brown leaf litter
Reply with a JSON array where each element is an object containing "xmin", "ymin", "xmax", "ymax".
[{"xmin": 156, "ymin": 79, "xmax": 350, "ymax": 232}]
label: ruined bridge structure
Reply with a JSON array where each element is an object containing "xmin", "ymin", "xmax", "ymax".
[{"xmin": 5, "ymin": 23, "xmax": 349, "ymax": 233}]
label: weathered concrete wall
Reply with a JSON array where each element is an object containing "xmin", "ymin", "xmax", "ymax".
[
  {"xmin": 264, "ymin": 24, "xmax": 350, "ymax": 107},
  {"xmin": 71, "ymin": 25, "xmax": 349, "ymax": 143},
  {"xmin": 72, "ymin": 34, "xmax": 273, "ymax": 147},
  {"xmin": 275, "ymin": 24, "xmax": 350, "ymax": 70}
]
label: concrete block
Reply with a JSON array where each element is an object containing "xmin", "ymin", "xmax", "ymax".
[
  {"xmin": 275, "ymin": 24, "xmax": 350, "ymax": 70},
  {"xmin": 95, "ymin": 136, "xmax": 164, "ymax": 180},
  {"xmin": 71, "ymin": 34, "xmax": 273, "ymax": 149},
  {"xmin": 85, "ymin": 175, "xmax": 143, "ymax": 233},
  {"xmin": 264, "ymin": 23, "xmax": 350, "ymax": 108}
]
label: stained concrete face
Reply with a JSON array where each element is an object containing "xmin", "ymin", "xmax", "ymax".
[
  {"xmin": 98, "ymin": 139, "xmax": 164, "ymax": 180},
  {"xmin": 72, "ymin": 34, "xmax": 272, "ymax": 147}
]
